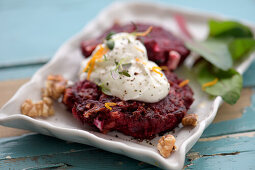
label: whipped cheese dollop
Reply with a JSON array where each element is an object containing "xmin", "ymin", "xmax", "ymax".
[{"xmin": 80, "ymin": 33, "xmax": 170, "ymax": 103}]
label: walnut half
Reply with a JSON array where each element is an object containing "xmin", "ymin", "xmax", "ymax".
[
  {"xmin": 42, "ymin": 75, "xmax": 67, "ymax": 100},
  {"xmin": 157, "ymin": 135, "xmax": 176, "ymax": 158},
  {"xmin": 21, "ymin": 97, "xmax": 54, "ymax": 117},
  {"xmin": 182, "ymin": 114, "xmax": 198, "ymax": 127}
]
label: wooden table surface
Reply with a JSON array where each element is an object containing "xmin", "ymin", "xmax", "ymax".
[{"xmin": 1, "ymin": 0, "xmax": 255, "ymax": 169}]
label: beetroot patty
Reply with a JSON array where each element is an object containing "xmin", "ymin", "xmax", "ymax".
[
  {"xmin": 63, "ymin": 71, "xmax": 194, "ymax": 139},
  {"xmin": 80, "ymin": 23, "xmax": 190, "ymax": 70}
]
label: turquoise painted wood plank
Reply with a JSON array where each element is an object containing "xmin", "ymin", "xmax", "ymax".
[
  {"xmin": 0, "ymin": 134, "xmax": 158, "ymax": 170},
  {"xmin": 0, "ymin": 132, "xmax": 254, "ymax": 169},
  {"xmin": 0, "ymin": 64, "xmax": 42, "ymax": 80},
  {"xmin": 186, "ymin": 151, "xmax": 255, "ymax": 170},
  {"xmin": 1, "ymin": 0, "xmax": 255, "ymax": 64},
  {"xmin": 0, "ymin": 0, "xmax": 113, "ymax": 64},
  {"xmin": 185, "ymin": 134, "xmax": 255, "ymax": 169},
  {"xmin": 0, "ymin": 134, "xmax": 86, "ymax": 159},
  {"xmin": 243, "ymin": 60, "xmax": 255, "ymax": 87},
  {"xmin": 0, "ymin": 149, "xmax": 157, "ymax": 170},
  {"xmin": 202, "ymin": 88, "xmax": 255, "ymax": 138}
]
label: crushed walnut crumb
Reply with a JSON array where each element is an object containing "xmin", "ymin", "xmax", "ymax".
[
  {"xmin": 21, "ymin": 75, "xmax": 67, "ymax": 118},
  {"xmin": 157, "ymin": 135, "xmax": 176, "ymax": 158},
  {"xmin": 21, "ymin": 97, "xmax": 54, "ymax": 117},
  {"xmin": 42, "ymin": 75, "xmax": 67, "ymax": 100},
  {"xmin": 182, "ymin": 114, "xmax": 198, "ymax": 127}
]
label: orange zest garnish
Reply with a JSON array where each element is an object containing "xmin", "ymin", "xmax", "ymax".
[
  {"xmin": 83, "ymin": 45, "xmax": 109, "ymax": 80},
  {"xmin": 135, "ymin": 58, "xmax": 141, "ymax": 62},
  {"xmin": 151, "ymin": 66, "xmax": 163, "ymax": 77},
  {"xmin": 179, "ymin": 79, "xmax": 190, "ymax": 87},
  {"xmin": 134, "ymin": 26, "xmax": 153, "ymax": 37},
  {"xmin": 202, "ymin": 78, "xmax": 218, "ymax": 90},
  {"xmin": 135, "ymin": 57, "xmax": 147, "ymax": 65},
  {"xmin": 105, "ymin": 102, "xmax": 117, "ymax": 111},
  {"xmin": 134, "ymin": 46, "xmax": 145, "ymax": 53},
  {"xmin": 160, "ymin": 66, "xmax": 169, "ymax": 71}
]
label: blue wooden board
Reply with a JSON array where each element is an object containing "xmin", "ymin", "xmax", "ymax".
[
  {"xmin": 0, "ymin": 134, "xmax": 158, "ymax": 170},
  {"xmin": 1, "ymin": 132, "xmax": 254, "ymax": 169},
  {"xmin": 185, "ymin": 134, "xmax": 255, "ymax": 169},
  {"xmin": 243, "ymin": 61, "xmax": 255, "ymax": 87}
]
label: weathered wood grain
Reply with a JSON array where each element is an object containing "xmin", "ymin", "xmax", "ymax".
[
  {"xmin": 0, "ymin": 134, "xmax": 158, "ymax": 170},
  {"xmin": 185, "ymin": 131, "xmax": 255, "ymax": 169},
  {"xmin": 0, "ymin": 132, "xmax": 254, "ymax": 169},
  {"xmin": 243, "ymin": 61, "xmax": 255, "ymax": 87}
]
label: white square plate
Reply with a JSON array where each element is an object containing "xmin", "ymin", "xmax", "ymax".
[{"xmin": 0, "ymin": 2, "xmax": 254, "ymax": 169}]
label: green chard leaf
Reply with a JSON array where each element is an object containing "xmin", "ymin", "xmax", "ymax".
[
  {"xmin": 186, "ymin": 38, "xmax": 232, "ymax": 70},
  {"xmin": 188, "ymin": 19, "xmax": 254, "ymax": 104},
  {"xmin": 195, "ymin": 61, "xmax": 242, "ymax": 105},
  {"xmin": 209, "ymin": 20, "xmax": 253, "ymax": 38},
  {"xmin": 229, "ymin": 38, "xmax": 255, "ymax": 60},
  {"xmin": 106, "ymin": 40, "xmax": 115, "ymax": 50}
]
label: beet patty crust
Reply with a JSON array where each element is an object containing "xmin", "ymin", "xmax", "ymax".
[
  {"xmin": 80, "ymin": 23, "xmax": 190, "ymax": 70},
  {"xmin": 63, "ymin": 71, "xmax": 193, "ymax": 139}
]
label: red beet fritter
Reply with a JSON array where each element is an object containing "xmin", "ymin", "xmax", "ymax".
[
  {"xmin": 63, "ymin": 71, "xmax": 193, "ymax": 139},
  {"xmin": 80, "ymin": 23, "xmax": 190, "ymax": 70},
  {"xmin": 62, "ymin": 22, "xmax": 193, "ymax": 139}
]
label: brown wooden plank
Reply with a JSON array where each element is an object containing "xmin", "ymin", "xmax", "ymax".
[
  {"xmin": 0, "ymin": 79, "xmax": 30, "ymax": 138},
  {"xmin": 213, "ymin": 88, "xmax": 253, "ymax": 123}
]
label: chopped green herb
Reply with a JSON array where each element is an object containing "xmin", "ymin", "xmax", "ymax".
[
  {"xmin": 122, "ymin": 63, "xmax": 132, "ymax": 70},
  {"xmin": 114, "ymin": 61, "xmax": 120, "ymax": 71},
  {"xmin": 119, "ymin": 70, "xmax": 131, "ymax": 77},
  {"xmin": 98, "ymin": 83, "xmax": 111, "ymax": 95},
  {"xmin": 106, "ymin": 40, "xmax": 115, "ymax": 50},
  {"xmin": 111, "ymin": 70, "xmax": 119, "ymax": 80},
  {"xmin": 103, "ymin": 55, "xmax": 108, "ymax": 61},
  {"xmin": 114, "ymin": 59, "xmax": 129, "ymax": 71},
  {"xmin": 106, "ymin": 32, "xmax": 115, "ymax": 40},
  {"xmin": 84, "ymin": 68, "xmax": 89, "ymax": 73}
]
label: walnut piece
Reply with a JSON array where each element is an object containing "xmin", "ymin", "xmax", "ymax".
[
  {"xmin": 42, "ymin": 75, "xmax": 67, "ymax": 99},
  {"xmin": 182, "ymin": 114, "xmax": 198, "ymax": 127},
  {"xmin": 157, "ymin": 135, "xmax": 176, "ymax": 158},
  {"xmin": 21, "ymin": 97, "xmax": 54, "ymax": 117}
]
